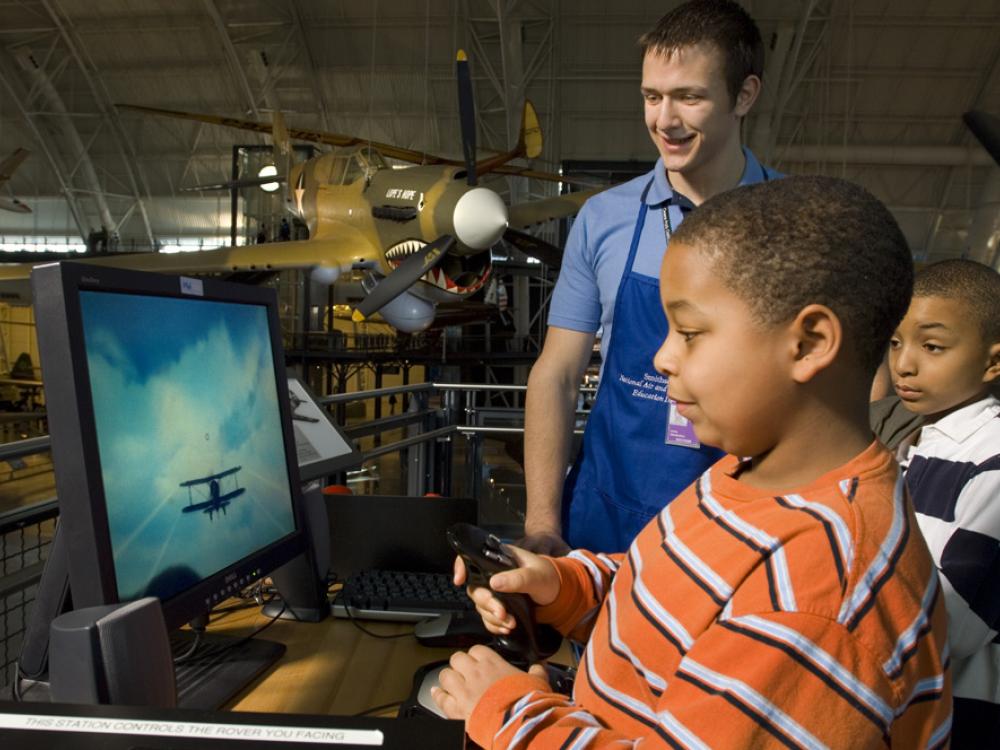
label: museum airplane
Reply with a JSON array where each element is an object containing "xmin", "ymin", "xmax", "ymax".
[
  {"xmin": 179, "ymin": 466, "xmax": 246, "ymax": 522},
  {"xmin": 0, "ymin": 148, "xmax": 31, "ymax": 214},
  {"xmin": 0, "ymin": 52, "xmax": 599, "ymax": 331}
]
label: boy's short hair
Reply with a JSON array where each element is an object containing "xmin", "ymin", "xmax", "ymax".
[
  {"xmin": 913, "ymin": 259, "xmax": 1000, "ymax": 342},
  {"xmin": 638, "ymin": 0, "xmax": 764, "ymax": 105},
  {"xmin": 671, "ymin": 175, "xmax": 913, "ymax": 374}
]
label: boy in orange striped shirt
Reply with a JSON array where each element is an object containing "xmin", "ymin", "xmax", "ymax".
[{"xmin": 433, "ymin": 176, "xmax": 952, "ymax": 748}]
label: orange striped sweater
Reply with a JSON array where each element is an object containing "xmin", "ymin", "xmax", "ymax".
[{"xmin": 468, "ymin": 442, "xmax": 952, "ymax": 748}]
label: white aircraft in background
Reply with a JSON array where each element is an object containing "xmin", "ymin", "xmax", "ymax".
[{"xmin": 0, "ymin": 148, "xmax": 31, "ymax": 214}]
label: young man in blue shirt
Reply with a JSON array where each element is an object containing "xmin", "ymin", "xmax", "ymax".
[{"xmin": 522, "ymin": 0, "xmax": 779, "ymax": 554}]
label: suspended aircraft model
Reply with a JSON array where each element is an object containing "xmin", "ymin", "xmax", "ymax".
[
  {"xmin": 0, "ymin": 52, "xmax": 598, "ymax": 331},
  {"xmin": 0, "ymin": 148, "xmax": 32, "ymax": 214}
]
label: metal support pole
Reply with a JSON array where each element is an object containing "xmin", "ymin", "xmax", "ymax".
[
  {"xmin": 405, "ymin": 391, "xmax": 427, "ymax": 496},
  {"xmin": 373, "ymin": 365, "xmax": 383, "ymax": 448}
]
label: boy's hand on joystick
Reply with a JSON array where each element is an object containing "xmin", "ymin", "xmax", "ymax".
[
  {"xmin": 447, "ymin": 524, "xmax": 563, "ymax": 665},
  {"xmin": 453, "ymin": 544, "xmax": 560, "ymax": 635}
]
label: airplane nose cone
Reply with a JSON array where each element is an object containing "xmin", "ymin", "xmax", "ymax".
[{"xmin": 452, "ymin": 187, "xmax": 508, "ymax": 250}]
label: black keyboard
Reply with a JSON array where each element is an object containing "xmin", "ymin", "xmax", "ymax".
[{"xmin": 332, "ymin": 569, "xmax": 475, "ymax": 622}]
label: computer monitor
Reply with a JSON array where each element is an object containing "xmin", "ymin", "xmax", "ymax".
[{"xmin": 20, "ymin": 262, "xmax": 309, "ymax": 702}]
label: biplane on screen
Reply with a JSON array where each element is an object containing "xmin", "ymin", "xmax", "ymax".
[{"xmin": 79, "ymin": 290, "xmax": 296, "ymax": 603}]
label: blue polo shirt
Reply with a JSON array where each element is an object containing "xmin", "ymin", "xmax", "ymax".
[{"xmin": 548, "ymin": 148, "xmax": 771, "ymax": 365}]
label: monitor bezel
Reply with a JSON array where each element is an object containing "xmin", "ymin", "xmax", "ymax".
[{"xmin": 32, "ymin": 261, "xmax": 308, "ymax": 630}]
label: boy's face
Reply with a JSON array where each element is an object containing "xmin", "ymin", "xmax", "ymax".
[
  {"xmin": 653, "ymin": 241, "xmax": 792, "ymax": 457},
  {"xmin": 641, "ymin": 44, "xmax": 750, "ymax": 180},
  {"xmin": 889, "ymin": 295, "xmax": 999, "ymax": 418}
]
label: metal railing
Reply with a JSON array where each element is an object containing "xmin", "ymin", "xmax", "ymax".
[{"xmin": 0, "ymin": 381, "xmax": 594, "ymax": 694}]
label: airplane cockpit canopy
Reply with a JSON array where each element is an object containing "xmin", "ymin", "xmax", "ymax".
[{"xmin": 314, "ymin": 147, "xmax": 386, "ymax": 185}]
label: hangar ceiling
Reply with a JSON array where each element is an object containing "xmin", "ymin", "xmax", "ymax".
[{"xmin": 0, "ymin": 0, "xmax": 997, "ymax": 266}]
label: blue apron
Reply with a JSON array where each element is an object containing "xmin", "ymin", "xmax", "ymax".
[{"xmin": 561, "ymin": 178, "xmax": 723, "ymax": 553}]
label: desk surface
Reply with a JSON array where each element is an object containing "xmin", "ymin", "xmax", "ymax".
[{"xmin": 211, "ymin": 603, "xmax": 456, "ymax": 717}]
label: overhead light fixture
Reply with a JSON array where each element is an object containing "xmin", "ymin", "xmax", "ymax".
[{"xmin": 258, "ymin": 164, "xmax": 279, "ymax": 192}]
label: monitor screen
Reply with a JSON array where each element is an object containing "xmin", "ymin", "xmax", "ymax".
[
  {"xmin": 30, "ymin": 262, "xmax": 307, "ymax": 630},
  {"xmin": 78, "ymin": 290, "xmax": 297, "ymax": 603}
]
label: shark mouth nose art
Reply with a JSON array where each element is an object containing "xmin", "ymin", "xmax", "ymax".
[{"xmin": 385, "ymin": 239, "xmax": 490, "ymax": 294}]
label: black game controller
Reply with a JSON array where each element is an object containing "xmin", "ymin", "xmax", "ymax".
[{"xmin": 446, "ymin": 523, "xmax": 562, "ymax": 666}]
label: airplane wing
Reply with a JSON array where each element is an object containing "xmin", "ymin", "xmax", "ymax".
[
  {"xmin": 0, "ymin": 197, "xmax": 31, "ymax": 214},
  {"xmin": 0, "ymin": 234, "xmax": 374, "ymax": 292},
  {"xmin": 179, "ymin": 465, "xmax": 242, "ymax": 488},
  {"xmin": 214, "ymin": 487, "xmax": 246, "ymax": 504},
  {"xmin": 117, "ymin": 104, "xmax": 458, "ymax": 168},
  {"xmin": 0, "ymin": 148, "xmax": 29, "ymax": 183},
  {"xmin": 180, "ymin": 174, "xmax": 285, "ymax": 192},
  {"xmin": 182, "ymin": 500, "xmax": 211, "ymax": 513},
  {"xmin": 115, "ymin": 104, "xmax": 590, "ymax": 186},
  {"xmin": 507, "ymin": 188, "xmax": 606, "ymax": 230}
]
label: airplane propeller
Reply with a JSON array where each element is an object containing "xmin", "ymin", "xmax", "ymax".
[
  {"xmin": 964, "ymin": 110, "xmax": 1000, "ymax": 167},
  {"xmin": 352, "ymin": 235, "xmax": 457, "ymax": 323},
  {"xmin": 504, "ymin": 228, "xmax": 563, "ymax": 268},
  {"xmin": 456, "ymin": 50, "xmax": 478, "ymax": 186}
]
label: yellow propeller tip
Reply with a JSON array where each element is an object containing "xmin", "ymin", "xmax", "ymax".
[
  {"xmin": 351, "ymin": 309, "xmax": 366, "ymax": 323},
  {"xmin": 457, "ymin": 49, "xmax": 468, "ymax": 62}
]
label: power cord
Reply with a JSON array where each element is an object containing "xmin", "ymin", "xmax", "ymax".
[
  {"xmin": 11, "ymin": 666, "xmax": 23, "ymax": 702},
  {"xmin": 172, "ymin": 628, "xmax": 203, "ymax": 664},
  {"xmin": 175, "ymin": 581, "xmax": 290, "ymax": 663}
]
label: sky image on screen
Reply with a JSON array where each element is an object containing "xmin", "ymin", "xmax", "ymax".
[{"xmin": 79, "ymin": 290, "xmax": 296, "ymax": 602}]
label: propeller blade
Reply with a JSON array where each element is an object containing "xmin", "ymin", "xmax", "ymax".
[
  {"xmin": 352, "ymin": 235, "xmax": 456, "ymax": 321},
  {"xmin": 504, "ymin": 228, "xmax": 563, "ymax": 268},
  {"xmin": 964, "ymin": 110, "xmax": 1000, "ymax": 167},
  {"xmin": 456, "ymin": 50, "xmax": 477, "ymax": 186}
]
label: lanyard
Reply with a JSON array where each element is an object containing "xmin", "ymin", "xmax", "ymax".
[{"xmin": 661, "ymin": 205, "xmax": 673, "ymax": 243}]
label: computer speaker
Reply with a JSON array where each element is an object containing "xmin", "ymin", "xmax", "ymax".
[
  {"xmin": 264, "ymin": 483, "xmax": 331, "ymax": 622},
  {"xmin": 48, "ymin": 596, "xmax": 177, "ymax": 707}
]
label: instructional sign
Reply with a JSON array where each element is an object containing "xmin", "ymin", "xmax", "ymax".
[{"xmin": 0, "ymin": 713, "xmax": 384, "ymax": 745}]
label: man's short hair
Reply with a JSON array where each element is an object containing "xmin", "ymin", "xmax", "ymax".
[
  {"xmin": 638, "ymin": 0, "xmax": 764, "ymax": 105},
  {"xmin": 913, "ymin": 259, "xmax": 1000, "ymax": 342},
  {"xmin": 671, "ymin": 176, "xmax": 914, "ymax": 375}
]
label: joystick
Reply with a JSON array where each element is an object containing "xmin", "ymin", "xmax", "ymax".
[{"xmin": 446, "ymin": 523, "xmax": 562, "ymax": 666}]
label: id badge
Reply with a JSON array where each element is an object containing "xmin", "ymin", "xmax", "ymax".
[{"xmin": 665, "ymin": 398, "xmax": 700, "ymax": 448}]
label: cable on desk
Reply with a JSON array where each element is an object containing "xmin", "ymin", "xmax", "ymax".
[
  {"xmin": 353, "ymin": 700, "xmax": 404, "ymax": 717},
  {"xmin": 173, "ymin": 629, "xmax": 203, "ymax": 664},
  {"xmin": 209, "ymin": 580, "xmax": 274, "ymax": 624},
  {"xmin": 330, "ymin": 590, "xmax": 416, "ymax": 640},
  {"xmin": 11, "ymin": 666, "xmax": 22, "ymax": 702},
  {"xmin": 225, "ymin": 600, "xmax": 288, "ymax": 649}
]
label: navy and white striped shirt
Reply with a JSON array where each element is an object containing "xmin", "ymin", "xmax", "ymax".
[{"xmin": 900, "ymin": 394, "xmax": 1000, "ymax": 705}]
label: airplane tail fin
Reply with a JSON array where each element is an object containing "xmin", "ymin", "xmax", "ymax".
[
  {"xmin": 517, "ymin": 100, "xmax": 543, "ymax": 160},
  {"xmin": 474, "ymin": 100, "xmax": 544, "ymax": 178}
]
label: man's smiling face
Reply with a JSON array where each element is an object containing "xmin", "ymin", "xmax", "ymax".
[{"xmin": 641, "ymin": 43, "xmax": 746, "ymax": 182}]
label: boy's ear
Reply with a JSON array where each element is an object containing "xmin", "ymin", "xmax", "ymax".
[
  {"xmin": 788, "ymin": 304, "xmax": 842, "ymax": 384},
  {"xmin": 983, "ymin": 341, "xmax": 1000, "ymax": 384}
]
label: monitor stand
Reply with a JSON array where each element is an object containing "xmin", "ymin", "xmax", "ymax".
[
  {"xmin": 17, "ymin": 632, "xmax": 284, "ymax": 710},
  {"xmin": 170, "ymin": 631, "xmax": 286, "ymax": 709}
]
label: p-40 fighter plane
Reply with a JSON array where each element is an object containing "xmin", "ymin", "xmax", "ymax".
[
  {"xmin": 0, "ymin": 52, "xmax": 601, "ymax": 331},
  {"xmin": 179, "ymin": 466, "xmax": 246, "ymax": 522},
  {"xmin": 0, "ymin": 148, "xmax": 31, "ymax": 214}
]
